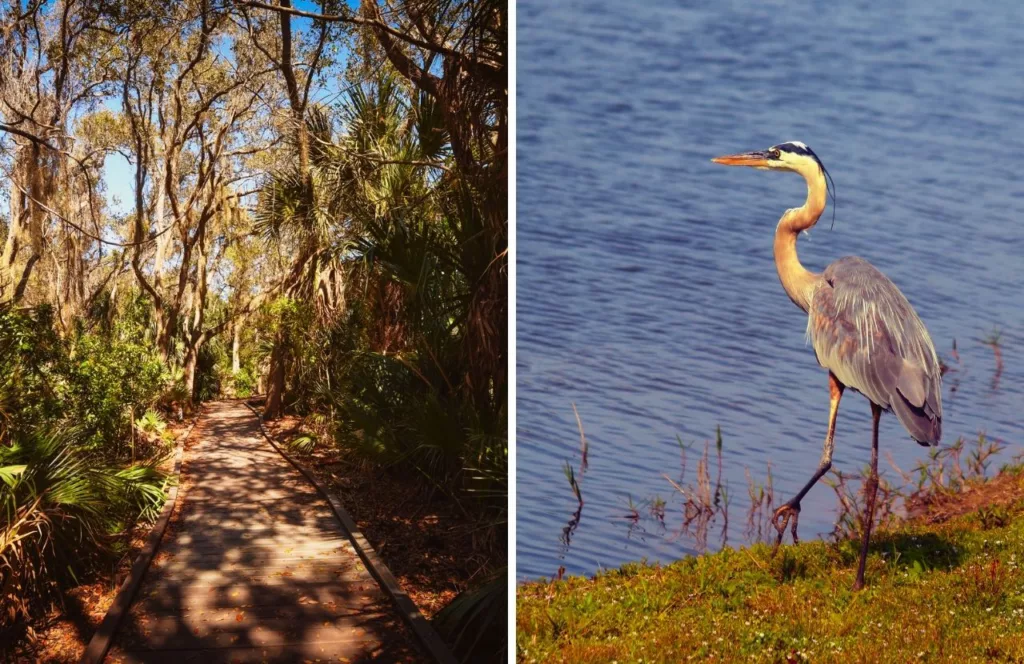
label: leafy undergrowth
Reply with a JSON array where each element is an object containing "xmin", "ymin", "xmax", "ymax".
[
  {"xmin": 5, "ymin": 415, "xmax": 198, "ymax": 662},
  {"xmin": 517, "ymin": 468, "xmax": 1024, "ymax": 663},
  {"xmin": 5, "ymin": 530, "xmax": 148, "ymax": 662}
]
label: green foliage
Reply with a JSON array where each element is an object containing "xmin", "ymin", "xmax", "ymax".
[
  {"xmin": 434, "ymin": 570, "xmax": 507, "ymax": 664},
  {"xmin": 976, "ymin": 505, "xmax": 1012, "ymax": 530},
  {"xmin": 0, "ymin": 304, "xmax": 173, "ymax": 625},
  {"xmin": 231, "ymin": 366, "xmax": 259, "ymax": 398},
  {"xmin": 0, "ymin": 425, "xmax": 170, "ymax": 624},
  {"xmin": 157, "ymin": 366, "xmax": 191, "ymax": 411},
  {"xmin": 135, "ymin": 409, "xmax": 167, "ymax": 437},
  {"xmin": 299, "ymin": 308, "xmax": 507, "ymax": 520},
  {"xmin": 65, "ymin": 326, "xmax": 167, "ymax": 449},
  {"xmin": 0, "ymin": 305, "xmax": 63, "ymax": 440},
  {"xmin": 135, "ymin": 409, "xmax": 174, "ymax": 447},
  {"xmin": 251, "ymin": 77, "xmax": 507, "ymax": 546},
  {"xmin": 287, "ymin": 434, "xmax": 318, "ymax": 454},
  {"xmin": 193, "ymin": 339, "xmax": 226, "ymax": 403},
  {"xmin": 261, "ymin": 76, "xmax": 508, "ymax": 517}
]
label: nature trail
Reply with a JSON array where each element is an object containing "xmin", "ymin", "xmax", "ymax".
[{"xmin": 103, "ymin": 401, "xmax": 421, "ymax": 663}]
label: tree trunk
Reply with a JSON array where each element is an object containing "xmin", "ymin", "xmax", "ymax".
[
  {"xmin": 1, "ymin": 143, "xmax": 50, "ymax": 304},
  {"xmin": 152, "ymin": 147, "xmax": 170, "ymax": 354},
  {"xmin": 184, "ymin": 341, "xmax": 200, "ymax": 402},
  {"xmin": 231, "ymin": 320, "xmax": 241, "ymax": 374},
  {"xmin": 264, "ymin": 335, "xmax": 286, "ymax": 419},
  {"xmin": 12, "ymin": 254, "xmax": 41, "ymax": 303},
  {"xmin": 0, "ymin": 202, "xmax": 25, "ymax": 303}
]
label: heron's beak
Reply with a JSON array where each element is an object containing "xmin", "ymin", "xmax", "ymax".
[{"xmin": 711, "ymin": 151, "xmax": 771, "ymax": 168}]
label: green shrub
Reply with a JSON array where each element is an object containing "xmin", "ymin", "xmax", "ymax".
[
  {"xmin": 194, "ymin": 341, "xmax": 226, "ymax": 403},
  {"xmin": 434, "ymin": 570, "xmax": 507, "ymax": 664},
  {"xmin": 231, "ymin": 366, "xmax": 258, "ymax": 397},
  {"xmin": 63, "ymin": 327, "xmax": 168, "ymax": 451},
  {"xmin": 135, "ymin": 410, "xmax": 167, "ymax": 438},
  {"xmin": 0, "ymin": 305, "xmax": 63, "ymax": 441},
  {"xmin": 0, "ymin": 303, "xmax": 174, "ymax": 625},
  {"xmin": 0, "ymin": 425, "xmax": 170, "ymax": 624},
  {"xmin": 135, "ymin": 410, "xmax": 175, "ymax": 454}
]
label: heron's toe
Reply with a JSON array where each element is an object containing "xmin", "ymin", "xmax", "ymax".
[{"xmin": 772, "ymin": 501, "xmax": 800, "ymax": 526}]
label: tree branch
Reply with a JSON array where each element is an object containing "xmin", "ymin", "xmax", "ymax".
[
  {"xmin": 0, "ymin": 122, "xmax": 59, "ymax": 151},
  {"xmin": 238, "ymin": 0, "xmax": 465, "ymax": 62}
]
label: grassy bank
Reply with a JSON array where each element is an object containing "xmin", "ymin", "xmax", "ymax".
[{"xmin": 517, "ymin": 466, "xmax": 1024, "ymax": 662}]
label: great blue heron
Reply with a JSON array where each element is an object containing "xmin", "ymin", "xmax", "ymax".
[{"xmin": 712, "ymin": 142, "xmax": 942, "ymax": 590}]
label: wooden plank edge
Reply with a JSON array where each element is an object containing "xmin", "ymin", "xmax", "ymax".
[
  {"xmin": 242, "ymin": 402, "xmax": 459, "ymax": 664},
  {"xmin": 79, "ymin": 407, "xmax": 204, "ymax": 664}
]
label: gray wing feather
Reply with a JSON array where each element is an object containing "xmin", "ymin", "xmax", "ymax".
[
  {"xmin": 807, "ymin": 256, "xmax": 942, "ymax": 445},
  {"xmin": 896, "ymin": 362, "xmax": 927, "ymax": 408}
]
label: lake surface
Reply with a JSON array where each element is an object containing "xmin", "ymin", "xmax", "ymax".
[{"xmin": 516, "ymin": 0, "xmax": 1024, "ymax": 581}]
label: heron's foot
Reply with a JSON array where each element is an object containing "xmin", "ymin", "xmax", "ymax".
[{"xmin": 770, "ymin": 501, "xmax": 801, "ymax": 557}]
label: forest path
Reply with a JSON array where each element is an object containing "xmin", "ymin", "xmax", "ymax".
[{"xmin": 107, "ymin": 400, "xmax": 420, "ymax": 663}]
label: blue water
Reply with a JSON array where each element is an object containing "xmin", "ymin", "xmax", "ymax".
[{"xmin": 517, "ymin": 0, "xmax": 1024, "ymax": 581}]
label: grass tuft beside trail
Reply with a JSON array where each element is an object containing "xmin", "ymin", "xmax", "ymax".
[{"xmin": 517, "ymin": 469, "xmax": 1024, "ymax": 663}]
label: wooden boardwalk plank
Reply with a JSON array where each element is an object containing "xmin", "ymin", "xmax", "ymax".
[
  {"xmin": 149, "ymin": 549, "xmax": 356, "ymax": 572},
  {"xmin": 106, "ymin": 401, "xmax": 423, "ymax": 663},
  {"xmin": 110, "ymin": 640, "xmax": 389, "ymax": 664},
  {"xmin": 117, "ymin": 615, "xmax": 387, "ymax": 649}
]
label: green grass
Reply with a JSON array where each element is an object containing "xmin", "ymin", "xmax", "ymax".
[{"xmin": 517, "ymin": 473, "xmax": 1024, "ymax": 663}]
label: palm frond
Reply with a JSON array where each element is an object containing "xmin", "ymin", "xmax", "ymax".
[{"xmin": 433, "ymin": 570, "xmax": 508, "ymax": 664}]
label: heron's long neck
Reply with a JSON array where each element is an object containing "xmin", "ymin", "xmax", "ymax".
[{"xmin": 773, "ymin": 167, "xmax": 827, "ymax": 312}]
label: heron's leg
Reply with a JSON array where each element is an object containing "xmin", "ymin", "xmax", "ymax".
[
  {"xmin": 772, "ymin": 372, "xmax": 844, "ymax": 555},
  {"xmin": 853, "ymin": 403, "xmax": 882, "ymax": 590}
]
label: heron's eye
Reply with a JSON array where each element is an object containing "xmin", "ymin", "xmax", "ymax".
[{"xmin": 769, "ymin": 149, "xmax": 781, "ymax": 159}]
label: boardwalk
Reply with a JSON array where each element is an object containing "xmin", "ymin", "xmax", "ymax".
[{"xmin": 107, "ymin": 401, "xmax": 421, "ymax": 663}]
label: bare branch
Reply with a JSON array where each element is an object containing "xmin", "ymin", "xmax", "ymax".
[
  {"xmin": 0, "ymin": 122, "xmax": 59, "ymax": 151},
  {"xmin": 238, "ymin": 0, "xmax": 465, "ymax": 62}
]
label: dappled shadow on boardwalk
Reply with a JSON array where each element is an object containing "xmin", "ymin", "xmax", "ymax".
[{"xmin": 108, "ymin": 401, "xmax": 422, "ymax": 663}]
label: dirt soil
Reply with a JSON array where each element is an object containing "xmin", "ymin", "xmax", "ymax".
[{"xmin": 906, "ymin": 467, "xmax": 1024, "ymax": 525}]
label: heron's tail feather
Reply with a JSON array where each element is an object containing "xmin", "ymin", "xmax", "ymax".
[{"xmin": 890, "ymin": 391, "xmax": 941, "ymax": 447}]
